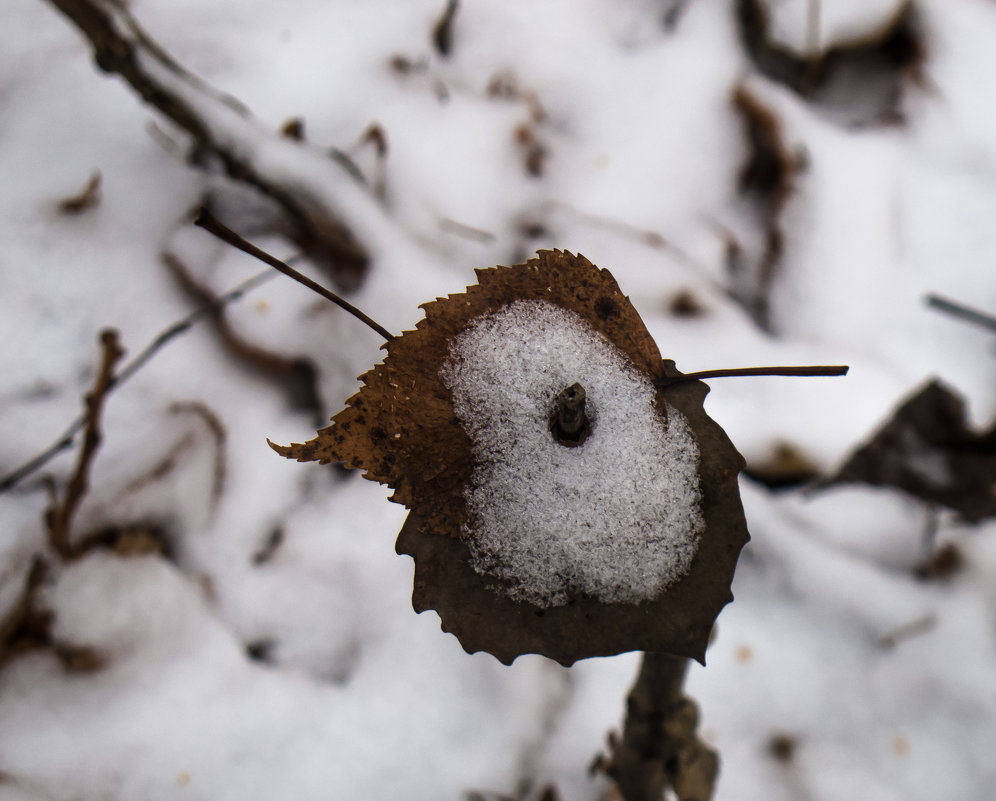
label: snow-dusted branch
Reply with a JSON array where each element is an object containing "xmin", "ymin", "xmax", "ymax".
[{"xmin": 43, "ymin": 0, "xmax": 387, "ymax": 286}]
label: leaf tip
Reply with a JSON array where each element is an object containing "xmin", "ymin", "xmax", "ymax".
[
  {"xmin": 267, "ymin": 436, "xmax": 325, "ymax": 462},
  {"xmin": 266, "ymin": 438, "xmax": 293, "ymax": 457}
]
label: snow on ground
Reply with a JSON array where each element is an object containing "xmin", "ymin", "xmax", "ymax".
[{"xmin": 1, "ymin": 0, "xmax": 995, "ymax": 799}]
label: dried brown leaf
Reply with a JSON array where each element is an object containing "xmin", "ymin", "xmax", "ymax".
[
  {"xmin": 827, "ymin": 380, "xmax": 996, "ymax": 521},
  {"xmin": 273, "ymin": 251, "xmax": 749, "ymax": 664}
]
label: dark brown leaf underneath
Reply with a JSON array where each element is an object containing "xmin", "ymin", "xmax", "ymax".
[{"xmin": 827, "ymin": 380, "xmax": 996, "ymax": 521}]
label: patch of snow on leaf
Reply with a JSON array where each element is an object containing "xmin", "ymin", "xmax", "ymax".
[{"xmin": 440, "ymin": 299, "xmax": 703, "ymax": 607}]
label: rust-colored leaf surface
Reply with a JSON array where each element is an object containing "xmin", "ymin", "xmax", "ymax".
[{"xmin": 272, "ymin": 250, "xmax": 749, "ymax": 665}]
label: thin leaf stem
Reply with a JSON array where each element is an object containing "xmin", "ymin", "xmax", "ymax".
[
  {"xmin": 659, "ymin": 364, "xmax": 848, "ymax": 387},
  {"xmin": 194, "ymin": 208, "xmax": 395, "ymax": 343}
]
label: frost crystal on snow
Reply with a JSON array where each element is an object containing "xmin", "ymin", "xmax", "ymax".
[{"xmin": 439, "ymin": 299, "xmax": 704, "ymax": 607}]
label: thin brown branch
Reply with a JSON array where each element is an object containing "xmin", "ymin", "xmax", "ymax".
[
  {"xmin": 113, "ymin": 400, "xmax": 226, "ymax": 515},
  {"xmin": 0, "ymin": 267, "xmax": 273, "ymax": 494},
  {"xmin": 195, "ymin": 207, "xmax": 395, "ymax": 342},
  {"xmin": 169, "ymin": 401, "xmax": 228, "ymax": 511},
  {"xmin": 57, "ymin": 170, "xmax": 102, "ymax": 214},
  {"xmin": 659, "ymin": 364, "xmax": 848, "ymax": 388},
  {"xmin": 0, "ymin": 558, "xmax": 50, "ymax": 671},
  {"xmin": 115, "ymin": 268, "xmax": 275, "ymax": 392},
  {"xmin": 42, "ymin": 0, "xmax": 371, "ymax": 285},
  {"xmin": 730, "ymin": 84, "xmax": 797, "ymax": 333},
  {"xmin": 44, "ymin": 329, "xmax": 124, "ymax": 560},
  {"xmin": 120, "ymin": 431, "xmax": 197, "ymax": 495},
  {"xmin": 0, "ymin": 422, "xmax": 82, "ymax": 494},
  {"xmin": 607, "ymin": 652, "xmax": 719, "ymax": 801},
  {"xmin": 432, "ymin": 0, "xmax": 460, "ymax": 57}
]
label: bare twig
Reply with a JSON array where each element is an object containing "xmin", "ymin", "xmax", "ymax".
[
  {"xmin": 169, "ymin": 401, "xmax": 228, "ymax": 510},
  {"xmin": 43, "ymin": 0, "xmax": 374, "ymax": 285},
  {"xmin": 115, "ymin": 401, "xmax": 228, "ymax": 515},
  {"xmin": 658, "ymin": 364, "xmax": 848, "ymax": 388},
  {"xmin": 730, "ymin": 84, "xmax": 797, "ymax": 333},
  {"xmin": 57, "ymin": 170, "xmax": 102, "ymax": 214},
  {"xmin": 878, "ymin": 613, "xmax": 937, "ymax": 649},
  {"xmin": 164, "ymin": 249, "xmax": 324, "ymax": 417},
  {"xmin": 251, "ymin": 527, "xmax": 285, "ymax": 566},
  {"xmin": 432, "ymin": 0, "xmax": 460, "ymax": 57},
  {"xmin": 926, "ymin": 294, "xmax": 996, "ymax": 334},
  {"xmin": 0, "ymin": 421, "xmax": 84, "ymax": 494},
  {"xmin": 438, "ymin": 217, "xmax": 496, "ymax": 244},
  {"xmin": 607, "ymin": 652, "xmax": 719, "ymax": 801},
  {"xmin": 0, "ymin": 558, "xmax": 50, "ymax": 671},
  {"xmin": 44, "ymin": 329, "xmax": 124, "ymax": 559},
  {"xmin": 0, "ymin": 559, "xmax": 47, "ymax": 649},
  {"xmin": 0, "ymin": 267, "xmax": 274, "ymax": 493},
  {"xmin": 195, "ymin": 207, "xmax": 395, "ymax": 342},
  {"xmin": 117, "ymin": 265, "xmax": 275, "ymax": 390}
]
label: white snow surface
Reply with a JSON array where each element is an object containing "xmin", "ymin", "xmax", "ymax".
[
  {"xmin": 440, "ymin": 299, "xmax": 702, "ymax": 606},
  {"xmin": 2, "ymin": 0, "xmax": 996, "ymax": 800},
  {"xmin": 759, "ymin": 0, "xmax": 909, "ymax": 56}
]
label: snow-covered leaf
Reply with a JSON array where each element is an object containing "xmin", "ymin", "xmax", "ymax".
[{"xmin": 273, "ymin": 251, "xmax": 749, "ymax": 664}]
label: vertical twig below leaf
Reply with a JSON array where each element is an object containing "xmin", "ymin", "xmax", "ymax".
[{"xmin": 608, "ymin": 652, "xmax": 719, "ymax": 801}]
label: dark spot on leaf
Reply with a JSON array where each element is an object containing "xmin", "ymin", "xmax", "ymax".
[
  {"xmin": 594, "ymin": 296, "xmax": 618, "ymax": 320},
  {"xmin": 274, "ymin": 251, "xmax": 748, "ymax": 664}
]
